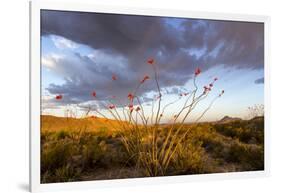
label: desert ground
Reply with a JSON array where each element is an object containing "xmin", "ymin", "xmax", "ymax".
[{"xmin": 41, "ymin": 115, "xmax": 264, "ymax": 183}]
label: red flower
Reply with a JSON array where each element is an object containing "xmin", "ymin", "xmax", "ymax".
[
  {"xmin": 203, "ymin": 86, "xmax": 211, "ymax": 93},
  {"xmin": 112, "ymin": 74, "xmax": 117, "ymax": 81},
  {"xmin": 128, "ymin": 93, "xmax": 134, "ymax": 101},
  {"xmin": 55, "ymin": 94, "xmax": 63, "ymax": 100},
  {"xmin": 184, "ymin": 93, "xmax": 189, "ymax": 96},
  {"xmin": 214, "ymin": 77, "xmax": 218, "ymax": 81},
  {"xmin": 141, "ymin": 75, "xmax": 150, "ymax": 83},
  {"xmin": 136, "ymin": 106, "xmax": 141, "ymax": 111},
  {"xmin": 195, "ymin": 67, "xmax": 201, "ymax": 76},
  {"xmin": 109, "ymin": 104, "xmax": 116, "ymax": 109},
  {"xmin": 209, "ymin": 83, "xmax": 213, "ymax": 87},
  {"xmin": 179, "ymin": 93, "xmax": 183, "ymax": 97},
  {"xmin": 147, "ymin": 58, "xmax": 155, "ymax": 65},
  {"xmin": 92, "ymin": 91, "xmax": 96, "ymax": 97}
]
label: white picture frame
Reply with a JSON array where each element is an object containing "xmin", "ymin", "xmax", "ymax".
[{"xmin": 30, "ymin": 1, "xmax": 271, "ymax": 192}]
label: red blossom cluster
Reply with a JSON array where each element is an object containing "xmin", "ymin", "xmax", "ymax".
[
  {"xmin": 203, "ymin": 85, "xmax": 211, "ymax": 93},
  {"xmin": 141, "ymin": 75, "xmax": 150, "ymax": 84},
  {"xmin": 92, "ymin": 91, "xmax": 96, "ymax": 97},
  {"xmin": 112, "ymin": 74, "xmax": 117, "ymax": 81},
  {"xmin": 195, "ymin": 67, "xmax": 201, "ymax": 76},
  {"xmin": 202, "ymin": 76, "xmax": 220, "ymax": 94},
  {"xmin": 128, "ymin": 93, "xmax": 134, "ymax": 101},
  {"xmin": 147, "ymin": 58, "xmax": 154, "ymax": 65},
  {"xmin": 55, "ymin": 94, "xmax": 63, "ymax": 100},
  {"xmin": 109, "ymin": 104, "xmax": 116, "ymax": 109}
]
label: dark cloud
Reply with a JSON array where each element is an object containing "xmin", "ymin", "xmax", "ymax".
[
  {"xmin": 254, "ymin": 77, "xmax": 264, "ymax": 84},
  {"xmin": 41, "ymin": 10, "xmax": 264, "ymax": 105},
  {"xmin": 202, "ymin": 20, "xmax": 264, "ymax": 69},
  {"xmin": 45, "ymin": 52, "xmax": 180, "ymax": 106}
]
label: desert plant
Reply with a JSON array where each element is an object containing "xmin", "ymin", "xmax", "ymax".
[
  {"xmin": 247, "ymin": 104, "xmax": 264, "ymax": 119},
  {"xmin": 83, "ymin": 59, "xmax": 224, "ymax": 176},
  {"xmin": 41, "ymin": 139, "xmax": 79, "ymax": 172}
]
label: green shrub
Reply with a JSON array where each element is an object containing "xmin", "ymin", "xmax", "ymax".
[
  {"xmin": 169, "ymin": 140, "xmax": 206, "ymax": 175},
  {"xmin": 41, "ymin": 139, "xmax": 78, "ymax": 172},
  {"xmin": 41, "ymin": 165, "xmax": 81, "ymax": 183},
  {"xmin": 225, "ymin": 140, "xmax": 264, "ymax": 170},
  {"xmin": 56, "ymin": 130, "xmax": 70, "ymax": 140},
  {"xmin": 53, "ymin": 164, "xmax": 81, "ymax": 182},
  {"xmin": 81, "ymin": 138, "xmax": 104, "ymax": 169}
]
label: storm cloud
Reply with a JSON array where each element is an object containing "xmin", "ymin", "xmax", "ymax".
[
  {"xmin": 255, "ymin": 77, "xmax": 264, "ymax": 84},
  {"xmin": 41, "ymin": 10, "xmax": 264, "ymax": 105}
]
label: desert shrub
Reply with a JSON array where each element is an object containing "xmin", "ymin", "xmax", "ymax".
[
  {"xmin": 226, "ymin": 141, "xmax": 264, "ymax": 170},
  {"xmin": 225, "ymin": 140, "xmax": 245, "ymax": 163},
  {"xmin": 81, "ymin": 138, "xmax": 105, "ymax": 168},
  {"xmin": 196, "ymin": 128, "xmax": 226, "ymax": 157},
  {"xmin": 220, "ymin": 140, "xmax": 264, "ymax": 170},
  {"xmin": 55, "ymin": 130, "xmax": 70, "ymax": 140},
  {"xmin": 41, "ymin": 171, "xmax": 52, "ymax": 183},
  {"xmin": 213, "ymin": 119, "xmax": 264, "ymax": 145},
  {"xmin": 80, "ymin": 134, "xmax": 128, "ymax": 169},
  {"xmin": 41, "ymin": 131, "xmax": 54, "ymax": 144},
  {"xmin": 170, "ymin": 140, "xmax": 206, "ymax": 175},
  {"xmin": 197, "ymin": 126, "xmax": 264, "ymax": 171},
  {"xmin": 53, "ymin": 164, "xmax": 81, "ymax": 182},
  {"xmin": 41, "ymin": 139, "xmax": 79, "ymax": 172},
  {"xmin": 42, "ymin": 164, "xmax": 81, "ymax": 183}
]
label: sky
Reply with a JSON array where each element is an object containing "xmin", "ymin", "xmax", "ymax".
[{"xmin": 40, "ymin": 10, "xmax": 264, "ymax": 122}]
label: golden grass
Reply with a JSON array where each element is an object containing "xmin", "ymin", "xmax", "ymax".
[{"xmin": 41, "ymin": 115, "xmax": 264, "ymax": 183}]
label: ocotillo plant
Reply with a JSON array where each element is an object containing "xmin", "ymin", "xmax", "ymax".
[{"xmin": 54, "ymin": 58, "xmax": 224, "ymax": 176}]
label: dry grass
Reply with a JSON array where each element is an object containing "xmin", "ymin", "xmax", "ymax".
[{"xmin": 41, "ymin": 115, "xmax": 264, "ymax": 183}]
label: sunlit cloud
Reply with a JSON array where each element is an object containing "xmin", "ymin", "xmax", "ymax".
[
  {"xmin": 41, "ymin": 53, "xmax": 63, "ymax": 70},
  {"xmin": 51, "ymin": 35, "xmax": 78, "ymax": 50}
]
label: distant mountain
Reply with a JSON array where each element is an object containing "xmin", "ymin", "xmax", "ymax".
[
  {"xmin": 219, "ymin": 116, "xmax": 242, "ymax": 123},
  {"xmin": 250, "ymin": 116, "xmax": 264, "ymax": 122}
]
